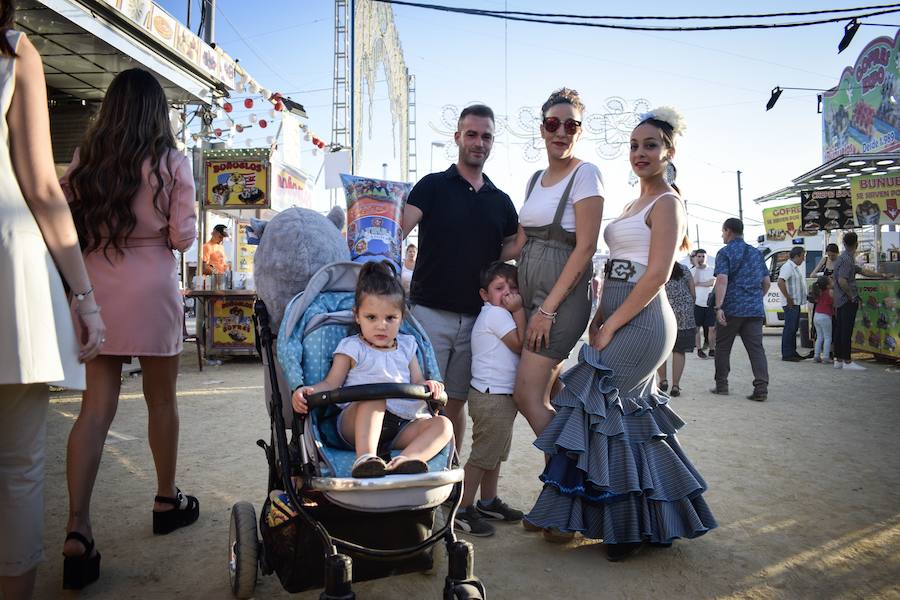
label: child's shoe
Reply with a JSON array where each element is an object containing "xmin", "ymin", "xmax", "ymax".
[
  {"xmin": 454, "ymin": 506, "xmax": 495, "ymax": 537},
  {"xmin": 475, "ymin": 497, "xmax": 523, "ymax": 522}
]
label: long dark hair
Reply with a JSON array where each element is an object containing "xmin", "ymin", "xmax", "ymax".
[
  {"xmin": 0, "ymin": 0, "xmax": 17, "ymax": 57},
  {"xmin": 68, "ymin": 68, "xmax": 176, "ymax": 258},
  {"xmin": 355, "ymin": 261, "xmax": 406, "ymax": 314},
  {"xmin": 809, "ymin": 275, "xmax": 832, "ymax": 302}
]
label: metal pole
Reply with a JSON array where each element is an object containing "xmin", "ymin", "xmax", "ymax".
[
  {"xmin": 202, "ymin": 0, "xmax": 215, "ymax": 45},
  {"xmin": 736, "ymin": 170, "xmax": 744, "ymax": 223},
  {"xmin": 696, "ymin": 224, "xmax": 700, "ymax": 248},
  {"xmin": 349, "ymin": 0, "xmax": 355, "ymax": 174},
  {"xmin": 186, "ymin": 0, "xmax": 192, "ymax": 29}
]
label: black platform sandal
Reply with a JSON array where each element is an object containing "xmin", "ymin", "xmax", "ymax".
[
  {"xmin": 62, "ymin": 531, "xmax": 100, "ymax": 590},
  {"xmin": 153, "ymin": 488, "xmax": 200, "ymax": 535}
]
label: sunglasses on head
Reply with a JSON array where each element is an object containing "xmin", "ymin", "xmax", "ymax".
[{"xmin": 542, "ymin": 117, "xmax": 582, "ymax": 135}]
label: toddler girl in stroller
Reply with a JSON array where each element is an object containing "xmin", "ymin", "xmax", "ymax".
[{"xmin": 291, "ymin": 261, "xmax": 452, "ymax": 478}]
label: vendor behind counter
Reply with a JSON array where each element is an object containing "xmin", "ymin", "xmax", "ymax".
[{"xmin": 202, "ymin": 224, "xmax": 231, "ymax": 274}]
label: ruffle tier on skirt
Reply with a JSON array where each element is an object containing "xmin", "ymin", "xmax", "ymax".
[{"xmin": 526, "ymin": 345, "xmax": 717, "ymax": 544}]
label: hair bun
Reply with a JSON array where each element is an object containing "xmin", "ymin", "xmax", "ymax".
[{"xmin": 639, "ymin": 106, "xmax": 686, "ymax": 137}]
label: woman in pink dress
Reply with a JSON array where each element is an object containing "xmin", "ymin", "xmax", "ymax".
[{"xmin": 59, "ymin": 69, "xmax": 198, "ymax": 590}]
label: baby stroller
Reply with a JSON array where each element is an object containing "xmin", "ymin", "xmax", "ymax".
[{"xmin": 227, "ymin": 262, "xmax": 486, "ymax": 599}]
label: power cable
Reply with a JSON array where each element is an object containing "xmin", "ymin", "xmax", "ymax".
[
  {"xmin": 407, "ymin": 3, "xmax": 900, "ymax": 21},
  {"xmin": 374, "ymin": 0, "xmax": 900, "ymax": 32}
]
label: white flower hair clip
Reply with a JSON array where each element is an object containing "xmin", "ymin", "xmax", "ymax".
[{"xmin": 639, "ymin": 106, "xmax": 687, "ymax": 137}]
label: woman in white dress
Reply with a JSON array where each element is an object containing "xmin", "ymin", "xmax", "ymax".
[{"xmin": 0, "ymin": 7, "xmax": 105, "ymax": 598}]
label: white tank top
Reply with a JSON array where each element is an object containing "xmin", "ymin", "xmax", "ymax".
[{"xmin": 604, "ymin": 193, "xmax": 680, "ymax": 265}]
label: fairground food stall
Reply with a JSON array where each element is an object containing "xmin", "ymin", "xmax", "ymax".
[
  {"xmin": 189, "ymin": 148, "xmax": 272, "ymax": 359},
  {"xmin": 754, "ymin": 31, "xmax": 900, "ymax": 360}
]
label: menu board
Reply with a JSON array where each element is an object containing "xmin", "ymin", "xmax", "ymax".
[
  {"xmin": 801, "ymin": 189, "xmax": 855, "ymax": 232},
  {"xmin": 205, "ymin": 153, "xmax": 270, "ymax": 208},
  {"xmin": 850, "ymin": 174, "xmax": 900, "ymax": 226},
  {"xmin": 210, "ymin": 297, "xmax": 255, "ymax": 350},
  {"xmin": 853, "ymin": 280, "xmax": 900, "ymax": 358},
  {"xmin": 762, "ymin": 203, "xmax": 815, "ymax": 241}
]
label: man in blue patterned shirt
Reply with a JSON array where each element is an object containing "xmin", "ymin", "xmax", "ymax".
[{"xmin": 710, "ymin": 218, "xmax": 771, "ymax": 401}]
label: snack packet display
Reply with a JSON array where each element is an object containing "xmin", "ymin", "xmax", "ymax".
[
  {"xmin": 340, "ymin": 174, "xmax": 411, "ymax": 273},
  {"xmin": 265, "ymin": 489, "xmax": 298, "ymax": 527}
]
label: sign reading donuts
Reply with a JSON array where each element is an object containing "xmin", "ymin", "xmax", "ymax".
[
  {"xmin": 204, "ymin": 152, "xmax": 270, "ymax": 209},
  {"xmin": 800, "ymin": 189, "xmax": 855, "ymax": 231},
  {"xmin": 850, "ymin": 174, "xmax": 900, "ymax": 225}
]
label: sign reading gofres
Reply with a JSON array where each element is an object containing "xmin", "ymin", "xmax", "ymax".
[
  {"xmin": 763, "ymin": 203, "xmax": 815, "ymax": 241},
  {"xmin": 822, "ymin": 32, "xmax": 900, "ymax": 162}
]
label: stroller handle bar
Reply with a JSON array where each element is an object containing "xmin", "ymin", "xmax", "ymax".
[{"xmin": 306, "ymin": 383, "xmax": 448, "ymax": 410}]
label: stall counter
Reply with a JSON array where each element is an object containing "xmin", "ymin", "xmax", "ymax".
[
  {"xmin": 852, "ymin": 279, "xmax": 900, "ymax": 359},
  {"xmin": 187, "ymin": 290, "xmax": 258, "ymax": 358}
]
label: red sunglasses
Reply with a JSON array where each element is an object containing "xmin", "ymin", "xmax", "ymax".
[{"xmin": 542, "ymin": 117, "xmax": 582, "ymax": 135}]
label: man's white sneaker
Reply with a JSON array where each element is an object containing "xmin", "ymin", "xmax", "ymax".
[
  {"xmin": 833, "ymin": 360, "xmax": 843, "ymax": 369},
  {"xmin": 843, "ymin": 362, "xmax": 867, "ymax": 371}
]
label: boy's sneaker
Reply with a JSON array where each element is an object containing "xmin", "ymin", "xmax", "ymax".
[
  {"xmin": 454, "ymin": 506, "xmax": 495, "ymax": 537},
  {"xmin": 843, "ymin": 362, "xmax": 867, "ymax": 371},
  {"xmin": 697, "ymin": 349, "xmax": 708, "ymax": 359},
  {"xmin": 475, "ymin": 497, "xmax": 524, "ymax": 522},
  {"xmin": 708, "ymin": 349, "xmax": 716, "ymax": 358}
]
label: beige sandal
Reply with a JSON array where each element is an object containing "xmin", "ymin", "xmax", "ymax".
[
  {"xmin": 386, "ymin": 455, "xmax": 428, "ymax": 475},
  {"xmin": 351, "ymin": 453, "xmax": 387, "ymax": 478}
]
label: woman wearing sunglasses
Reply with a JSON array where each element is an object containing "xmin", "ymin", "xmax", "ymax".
[
  {"xmin": 511, "ymin": 88, "xmax": 604, "ymax": 443},
  {"xmin": 525, "ymin": 107, "xmax": 717, "ymax": 561}
]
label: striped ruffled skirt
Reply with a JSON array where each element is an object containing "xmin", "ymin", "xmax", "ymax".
[{"xmin": 526, "ymin": 279, "xmax": 718, "ymax": 544}]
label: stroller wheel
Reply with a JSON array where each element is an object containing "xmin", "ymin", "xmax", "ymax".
[
  {"xmin": 448, "ymin": 582, "xmax": 485, "ymax": 600},
  {"xmin": 228, "ymin": 502, "xmax": 259, "ymax": 599}
]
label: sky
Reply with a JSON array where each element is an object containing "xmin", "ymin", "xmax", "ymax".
[{"xmin": 157, "ymin": 0, "xmax": 899, "ymax": 253}]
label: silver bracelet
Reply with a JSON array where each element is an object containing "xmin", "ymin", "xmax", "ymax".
[
  {"xmin": 73, "ymin": 286, "xmax": 94, "ymax": 302},
  {"xmin": 538, "ymin": 305, "xmax": 558, "ymax": 322},
  {"xmin": 76, "ymin": 306, "xmax": 102, "ymax": 316}
]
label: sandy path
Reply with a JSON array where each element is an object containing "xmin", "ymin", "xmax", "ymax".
[{"xmin": 34, "ymin": 332, "xmax": 900, "ymax": 599}]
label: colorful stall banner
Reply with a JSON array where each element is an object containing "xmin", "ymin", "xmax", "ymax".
[
  {"xmin": 853, "ymin": 280, "xmax": 900, "ymax": 358},
  {"xmin": 341, "ymin": 174, "xmax": 411, "ymax": 272},
  {"xmin": 210, "ymin": 297, "xmax": 256, "ymax": 349},
  {"xmin": 763, "ymin": 203, "xmax": 815, "ymax": 241},
  {"xmin": 236, "ymin": 222, "xmax": 256, "ymax": 273},
  {"xmin": 850, "ymin": 173, "xmax": 900, "ymax": 226},
  {"xmin": 801, "ymin": 189, "xmax": 855, "ymax": 231},
  {"xmin": 270, "ymin": 161, "xmax": 312, "ymax": 211},
  {"xmin": 822, "ymin": 32, "xmax": 900, "ymax": 162},
  {"xmin": 205, "ymin": 153, "xmax": 269, "ymax": 208}
]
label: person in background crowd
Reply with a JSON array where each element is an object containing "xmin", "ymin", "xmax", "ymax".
[
  {"xmin": 402, "ymin": 104, "xmax": 519, "ymax": 451},
  {"xmin": 400, "ymin": 243, "xmax": 417, "ymax": 294},
  {"xmin": 1, "ymin": 11, "xmax": 105, "ymax": 598},
  {"xmin": 691, "ymin": 248, "xmax": 716, "ymax": 358},
  {"xmin": 657, "ymin": 262, "xmax": 696, "ymax": 397},
  {"xmin": 61, "ymin": 68, "xmax": 199, "ymax": 590},
  {"xmin": 507, "ymin": 87, "xmax": 605, "ymax": 442},
  {"xmin": 778, "ymin": 246, "xmax": 808, "ymax": 362},
  {"xmin": 808, "ymin": 276, "xmax": 834, "ymax": 364},
  {"xmin": 831, "ymin": 231, "xmax": 893, "ymax": 370},
  {"xmin": 201, "ymin": 223, "xmax": 230, "ymax": 275},
  {"xmin": 711, "ymin": 218, "xmax": 770, "ymax": 402},
  {"xmin": 812, "ymin": 243, "xmax": 840, "ymax": 277}
]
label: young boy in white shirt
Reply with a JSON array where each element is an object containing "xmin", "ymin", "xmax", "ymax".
[{"xmin": 454, "ymin": 262, "xmax": 526, "ymax": 537}]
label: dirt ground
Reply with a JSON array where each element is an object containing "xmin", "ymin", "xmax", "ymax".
[{"xmin": 33, "ymin": 331, "xmax": 900, "ymax": 600}]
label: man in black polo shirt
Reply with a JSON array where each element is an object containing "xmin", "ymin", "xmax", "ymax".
[{"xmin": 402, "ymin": 104, "xmax": 520, "ymax": 453}]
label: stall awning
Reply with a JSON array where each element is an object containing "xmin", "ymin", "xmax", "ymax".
[
  {"xmin": 16, "ymin": 0, "xmax": 221, "ymax": 105},
  {"xmin": 753, "ymin": 152, "xmax": 900, "ymax": 205}
]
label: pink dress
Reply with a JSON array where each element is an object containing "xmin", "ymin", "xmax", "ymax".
[{"xmin": 61, "ymin": 148, "xmax": 197, "ymax": 357}]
